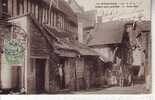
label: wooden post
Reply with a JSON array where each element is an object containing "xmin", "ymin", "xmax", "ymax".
[
  {"xmin": 51, "ymin": 11, "xmax": 53, "ymax": 27},
  {"xmin": 19, "ymin": 1, "xmax": 23, "ymax": 15},
  {"xmin": 13, "ymin": 0, "xmax": 17, "ymax": 16},
  {"xmin": 28, "ymin": 0, "xmax": 31, "ymax": 14},
  {"xmin": 40, "ymin": 7, "xmax": 43, "ymax": 24},
  {"xmin": 74, "ymin": 58, "xmax": 77, "ymax": 90},
  {"xmin": 46, "ymin": 8, "xmax": 48, "ymax": 24},
  {"xmin": 7, "ymin": 0, "xmax": 13, "ymax": 17},
  {"xmin": 145, "ymin": 32, "xmax": 151, "ymax": 91},
  {"xmin": 42, "ymin": 8, "xmax": 45, "ymax": 24},
  {"xmin": 49, "ymin": 9, "xmax": 51, "ymax": 26},
  {"xmin": 24, "ymin": 0, "xmax": 27, "ymax": 14}
]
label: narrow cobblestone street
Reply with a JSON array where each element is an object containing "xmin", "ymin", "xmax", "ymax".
[
  {"xmin": 0, "ymin": 0, "xmax": 151, "ymax": 95},
  {"xmin": 67, "ymin": 84, "xmax": 148, "ymax": 94}
]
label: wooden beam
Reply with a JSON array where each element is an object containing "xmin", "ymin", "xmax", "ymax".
[
  {"xmin": 28, "ymin": 0, "xmax": 31, "ymax": 13},
  {"xmin": 24, "ymin": 0, "xmax": 27, "ymax": 14},
  {"xmin": 13, "ymin": 0, "xmax": 17, "ymax": 16},
  {"xmin": 19, "ymin": 0, "xmax": 23, "ymax": 15}
]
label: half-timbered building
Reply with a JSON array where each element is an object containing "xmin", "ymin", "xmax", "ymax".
[{"xmin": 0, "ymin": 0, "xmax": 100, "ymax": 94}]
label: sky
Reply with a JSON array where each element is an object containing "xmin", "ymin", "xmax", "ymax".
[{"xmin": 75, "ymin": 0, "xmax": 151, "ymax": 20}]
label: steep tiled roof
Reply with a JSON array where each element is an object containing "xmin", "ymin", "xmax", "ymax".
[
  {"xmin": 88, "ymin": 20, "xmax": 151, "ymax": 46},
  {"xmin": 88, "ymin": 21, "xmax": 127, "ymax": 46},
  {"xmin": 56, "ymin": 37, "xmax": 100, "ymax": 56},
  {"xmin": 43, "ymin": 24, "xmax": 99, "ymax": 56},
  {"xmin": 67, "ymin": 41, "xmax": 100, "ymax": 56}
]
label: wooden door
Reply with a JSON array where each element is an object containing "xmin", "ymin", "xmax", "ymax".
[{"xmin": 35, "ymin": 59, "xmax": 46, "ymax": 93}]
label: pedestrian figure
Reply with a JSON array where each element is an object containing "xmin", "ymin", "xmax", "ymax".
[
  {"xmin": 128, "ymin": 72, "xmax": 134, "ymax": 87},
  {"xmin": 118, "ymin": 67, "xmax": 125, "ymax": 87},
  {"xmin": 58, "ymin": 64, "xmax": 63, "ymax": 89},
  {"xmin": 113, "ymin": 75, "xmax": 117, "ymax": 86},
  {"xmin": 131, "ymin": 73, "xmax": 134, "ymax": 87},
  {"xmin": 111, "ymin": 73, "xmax": 117, "ymax": 86},
  {"xmin": 119, "ymin": 73, "xmax": 125, "ymax": 87}
]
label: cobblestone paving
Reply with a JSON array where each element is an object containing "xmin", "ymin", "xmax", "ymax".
[{"xmin": 69, "ymin": 84, "xmax": 149, "ymax": 94}]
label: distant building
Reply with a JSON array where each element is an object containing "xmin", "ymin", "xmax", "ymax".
[
  {"xmin": 88, "ymin": 20, "xmax": 151, "ymax": 87},
  {"xmin": 67, "ymin": 0, "xmax": 97, "ymax": 44},
  {"xmin": 124, "ymin": 21, "xmax": 151, "ymax": 90}
]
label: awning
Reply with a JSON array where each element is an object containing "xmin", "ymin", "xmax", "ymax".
[
  {"xmin": 72, "ymin": 42, "xmax": 100, "ymax": 56},
  {"xmin": 54, "ymin": 49, "xmax": 77, "ymax": 57}
]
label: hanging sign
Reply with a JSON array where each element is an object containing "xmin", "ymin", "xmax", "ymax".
[
  {"xmin": 4, "ymin": 25, "xmax": 27, "ymax": 65},
  {"xmin": 4, "ymin": 39, "xmax": 25, "ymax": 65}
]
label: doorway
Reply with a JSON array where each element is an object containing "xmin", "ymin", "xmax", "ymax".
[
  {"xmin": 11, "ymin": 66, "xmax": 22, "ymax": 91},
  {"xmin": 59, "ymin": 58, "xmax": 66, "ymax": 89},
  {"xmin": 35, "ymin": 59, "xmax": 46, "ymax": 93}
]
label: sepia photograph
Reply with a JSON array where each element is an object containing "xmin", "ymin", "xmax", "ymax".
[{"xmin": 0, "ymin": 0, "xmax": 151, "ymax": 94}]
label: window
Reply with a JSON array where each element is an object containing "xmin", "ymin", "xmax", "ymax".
[
  {"xmin": 19, "ymin": 0, "xmax": 24, "ymax": 15},
  {"xmin": 50, "ymin": 11, "xmax": 53, "ymax": 26},
  {"xmin": 42, "ymin": 8, "xmax": 45, "ymax": 23},
  {"xmin": 53, "ymin": 12, "xmax": 55, "ymax": 26},
  {"xmin": 2, "ymin": 0, "xmax": 8, "ymax": 15},
  {"xmin": 30, "ymin": 58, "xmax": 35, "ymax": 72},
  {"xmin": 17, "ymin": 0, "xmax": 20, "ymax": 15},
  {"xmin": 33, "ymin": 3, "xmax": 36, "ymax": 17},
  {"xmin": 21, "ymin": 0, "xmax": 24, "ymax": 14},
  {"xmin": 53, "ymin": 12, "xmax": 57, "ymax": 27},
  {"xmin": 35, "ymin": 4, "xmax": 38, "ymax": 20},
  {"xmin": 56, "ymin": 14, "xmax": 60, "ymax": 28},
  {"xmin": 27, "ymin": 0, "xmax": 29, "ymax": 12},
  {"xmin": 31, "ymin": 2, "xmax": 35, "ymax": 16},
  {"xmin": 47, "ymin": 8, "xmax": 49, "ymax": 24},
  {"xmin": 62, "ymin": 17, "xmax": 64, "ymax": 30},
  {"xmin": 40, "ymin": 8, "xmax": 43, "ymax": 23},
  {"xmin": 30, "ymin": 0, "xmax": 32, "ymax": 13}
]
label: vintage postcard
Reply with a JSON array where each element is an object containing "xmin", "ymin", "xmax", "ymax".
[{"xmin": 0, "ymin": 0, "xmax": 151, "ymax": 95}]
